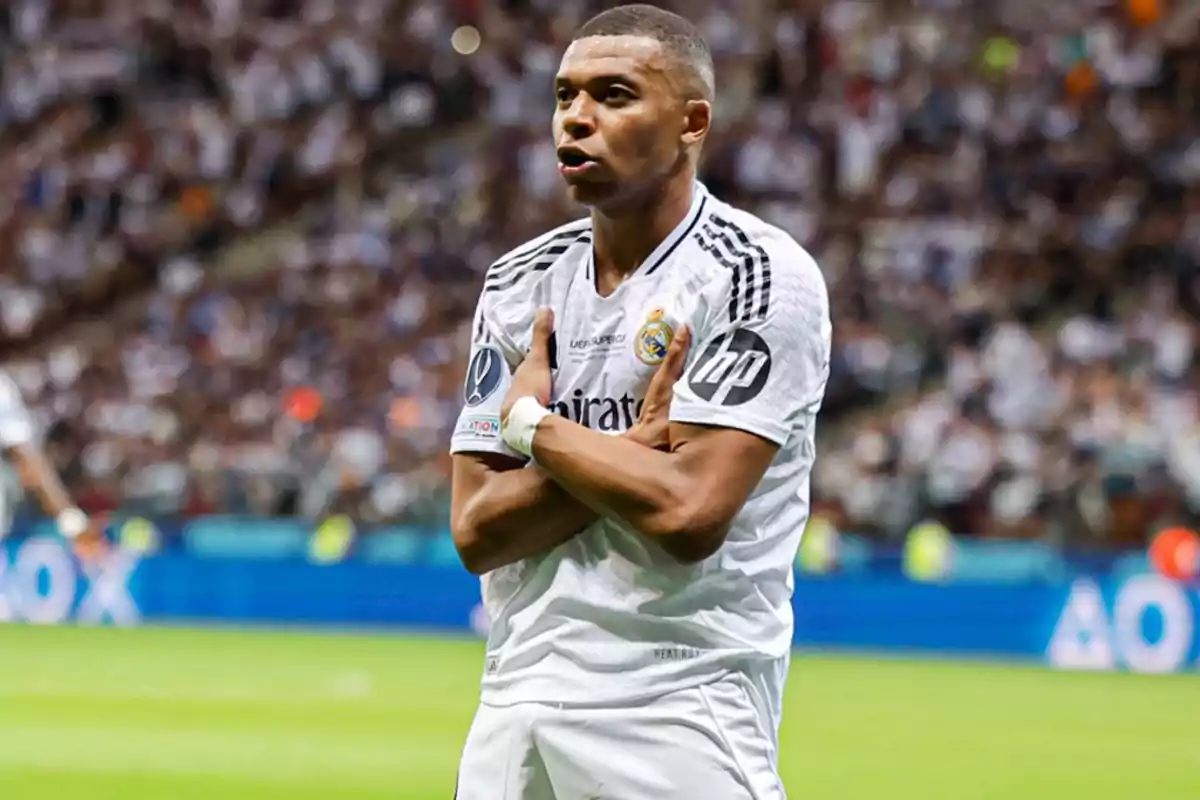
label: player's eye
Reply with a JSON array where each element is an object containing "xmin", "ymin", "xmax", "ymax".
[
  {"xmin": 555, "ymin": 87, "xmax": 575, "ymax": 104},
  {"xmin": 602, "ymin": 86, "xmax": 634, "ymax": 104}
]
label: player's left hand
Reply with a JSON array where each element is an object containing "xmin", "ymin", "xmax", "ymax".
[
  {"xmin": 502, "ymin": 308, "xmax": 555, "ymax": 423},
  {"xmin": 629, "ymin": 324, "xmax": 691, "ymax": 451}
]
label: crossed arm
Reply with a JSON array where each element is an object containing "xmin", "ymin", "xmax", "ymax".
[
  {"xmin": 450, "ymin": 310, "xmax": 779, "ymax": 573},
  {"xmin": 449, "ymin": 278, "xmax": 817, "ymax": 574},
  {"xmin": 532, "ymin": 419, "xmax": 777, "ymax": 561},
  {"xmin": 450, "ymin": 421, "xmax": 777, "ymax": 573},
  {"xmin": 449, "ymin": 435, "xmax": 616, "ymax": 576}
]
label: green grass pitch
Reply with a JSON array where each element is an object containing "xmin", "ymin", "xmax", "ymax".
[{"xmin": 0, "ymin": 625, "xmax": 1197, "ymax": 799}]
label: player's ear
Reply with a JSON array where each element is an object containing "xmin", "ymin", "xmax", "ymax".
[{"xmin": 681, "ymin": 99, "xmax": 710, "ymax": 147}]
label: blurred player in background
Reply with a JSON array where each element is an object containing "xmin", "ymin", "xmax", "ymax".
[
  {"xmin": 0, "ymin": 371, "xmax": 102, "ymax": 558},
  {"xmin": 450, "ymin": 5, "xmax": 830, "ymax": 799}
]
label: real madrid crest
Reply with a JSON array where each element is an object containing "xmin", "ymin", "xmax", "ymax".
[{"xmin": 634, "ymin": 308, "xmax": 674, "ymax": 365}]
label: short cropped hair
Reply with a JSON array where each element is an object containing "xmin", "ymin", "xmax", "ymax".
[{"xmin": 573, "ymin": 4, "xmax": 715, "ymax": 102}]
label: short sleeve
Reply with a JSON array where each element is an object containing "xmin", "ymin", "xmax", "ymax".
[
  {"xmin": 0, "ymin": 372, "xmax": 34, "ymax": 448},
  {"xmin": 449, "ymin": 294, "xmax": 525, "ymax": 460},
  {"xmin": 670, "ymin": 246, "xmax": 831, "ymax": 446}
]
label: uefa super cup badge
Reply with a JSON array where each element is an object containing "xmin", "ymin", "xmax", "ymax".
[{"xmin": 634, "ymin": 308, "xmax": 674, "ymax": 365}]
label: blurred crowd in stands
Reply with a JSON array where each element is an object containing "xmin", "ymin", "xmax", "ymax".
[{"xmin": 0, "ymin": 0, "xmax": 1197, "ymax": 552}]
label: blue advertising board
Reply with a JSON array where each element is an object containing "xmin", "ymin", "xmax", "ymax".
[{"xmin": 1, "ymin": 522, "xmax": 1197, "ymax": 674}]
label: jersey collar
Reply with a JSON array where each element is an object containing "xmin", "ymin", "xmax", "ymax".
[
  {"xmin": 585, "ymin": 181, "xmax": 711, "ymax": 285},
  {"xmin": 642, "ymin": 181, "xmax": 710, "ymax": 277}
]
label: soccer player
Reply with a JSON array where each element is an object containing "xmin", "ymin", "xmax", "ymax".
[
  {"xmin": 449, "ymin": 5, "xmax": 830, "ymax": 799},
  {"xmin": 0, "ymin": 370, "xmax": 100, "ymax": 556}
]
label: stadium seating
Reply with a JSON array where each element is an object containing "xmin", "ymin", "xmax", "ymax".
[{"xmin": 1, "ymin": 0, "xmax": 1197, "ymax": 551}]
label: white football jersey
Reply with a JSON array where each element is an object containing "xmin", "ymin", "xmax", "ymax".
[
  {"xmin": 0, "ymin": 370, "xmax": 34, "ymax": 539},
  {"xmin": 451, "ymin": 183, "xmax": 831, "ymax": 726},
  {"xmin": 0, "ymin": 371, "xmax": 34, "ymax": 449}
]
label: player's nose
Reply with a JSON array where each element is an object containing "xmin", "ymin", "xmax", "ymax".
[
  {"xmin": 563, "ymin": 118, "xmax": 594, "ymax": 140},
  {"xmin": 559, "ymin": 95, "xmax": 597, "ymax": 140}
]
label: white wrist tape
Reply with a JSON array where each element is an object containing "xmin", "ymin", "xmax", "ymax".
[
  {"xmin": 502, "ymin": 396, "xmax": 551, "ymax": 457},
  {"xmin": 57, "ymin": 508, "xmax": 88, "ymax": 540}
]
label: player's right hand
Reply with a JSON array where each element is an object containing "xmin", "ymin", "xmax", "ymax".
[
  {"xmin": 629, "ymin": 324, "xmax": 691, "ymax": 451},
  {"xmin": 502, "ymin": 308, "xmax": 556, "ymax": 423}
]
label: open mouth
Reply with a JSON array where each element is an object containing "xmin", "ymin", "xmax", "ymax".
[
  {"xmin": 557, "ymin": 148, "xmax": 600, "ymax": 172},
  {"xmin": 559, "ymin": 151, "xmax": 592, "ymax": 167}
]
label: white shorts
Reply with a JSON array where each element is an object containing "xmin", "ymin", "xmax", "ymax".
[{"xmin": 454, "ymin": 675, "xmax": 786, "ymax": 800}]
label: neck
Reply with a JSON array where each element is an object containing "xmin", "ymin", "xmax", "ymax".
[{"xmin": 590, "ymin": 172, "xmax": 695, "ymax": 286}]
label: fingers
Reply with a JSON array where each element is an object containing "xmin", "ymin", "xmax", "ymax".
[
  {"xmin": 641, "ymin": 325, "xmax": 692, "ymax": 413},
  {"xmin": 528, "ymin": 308, "xmax": 555, "ymax": 363},
  {"xmin": 661, "ymin": 324, "xmax": 691, "ymax": 381}
]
